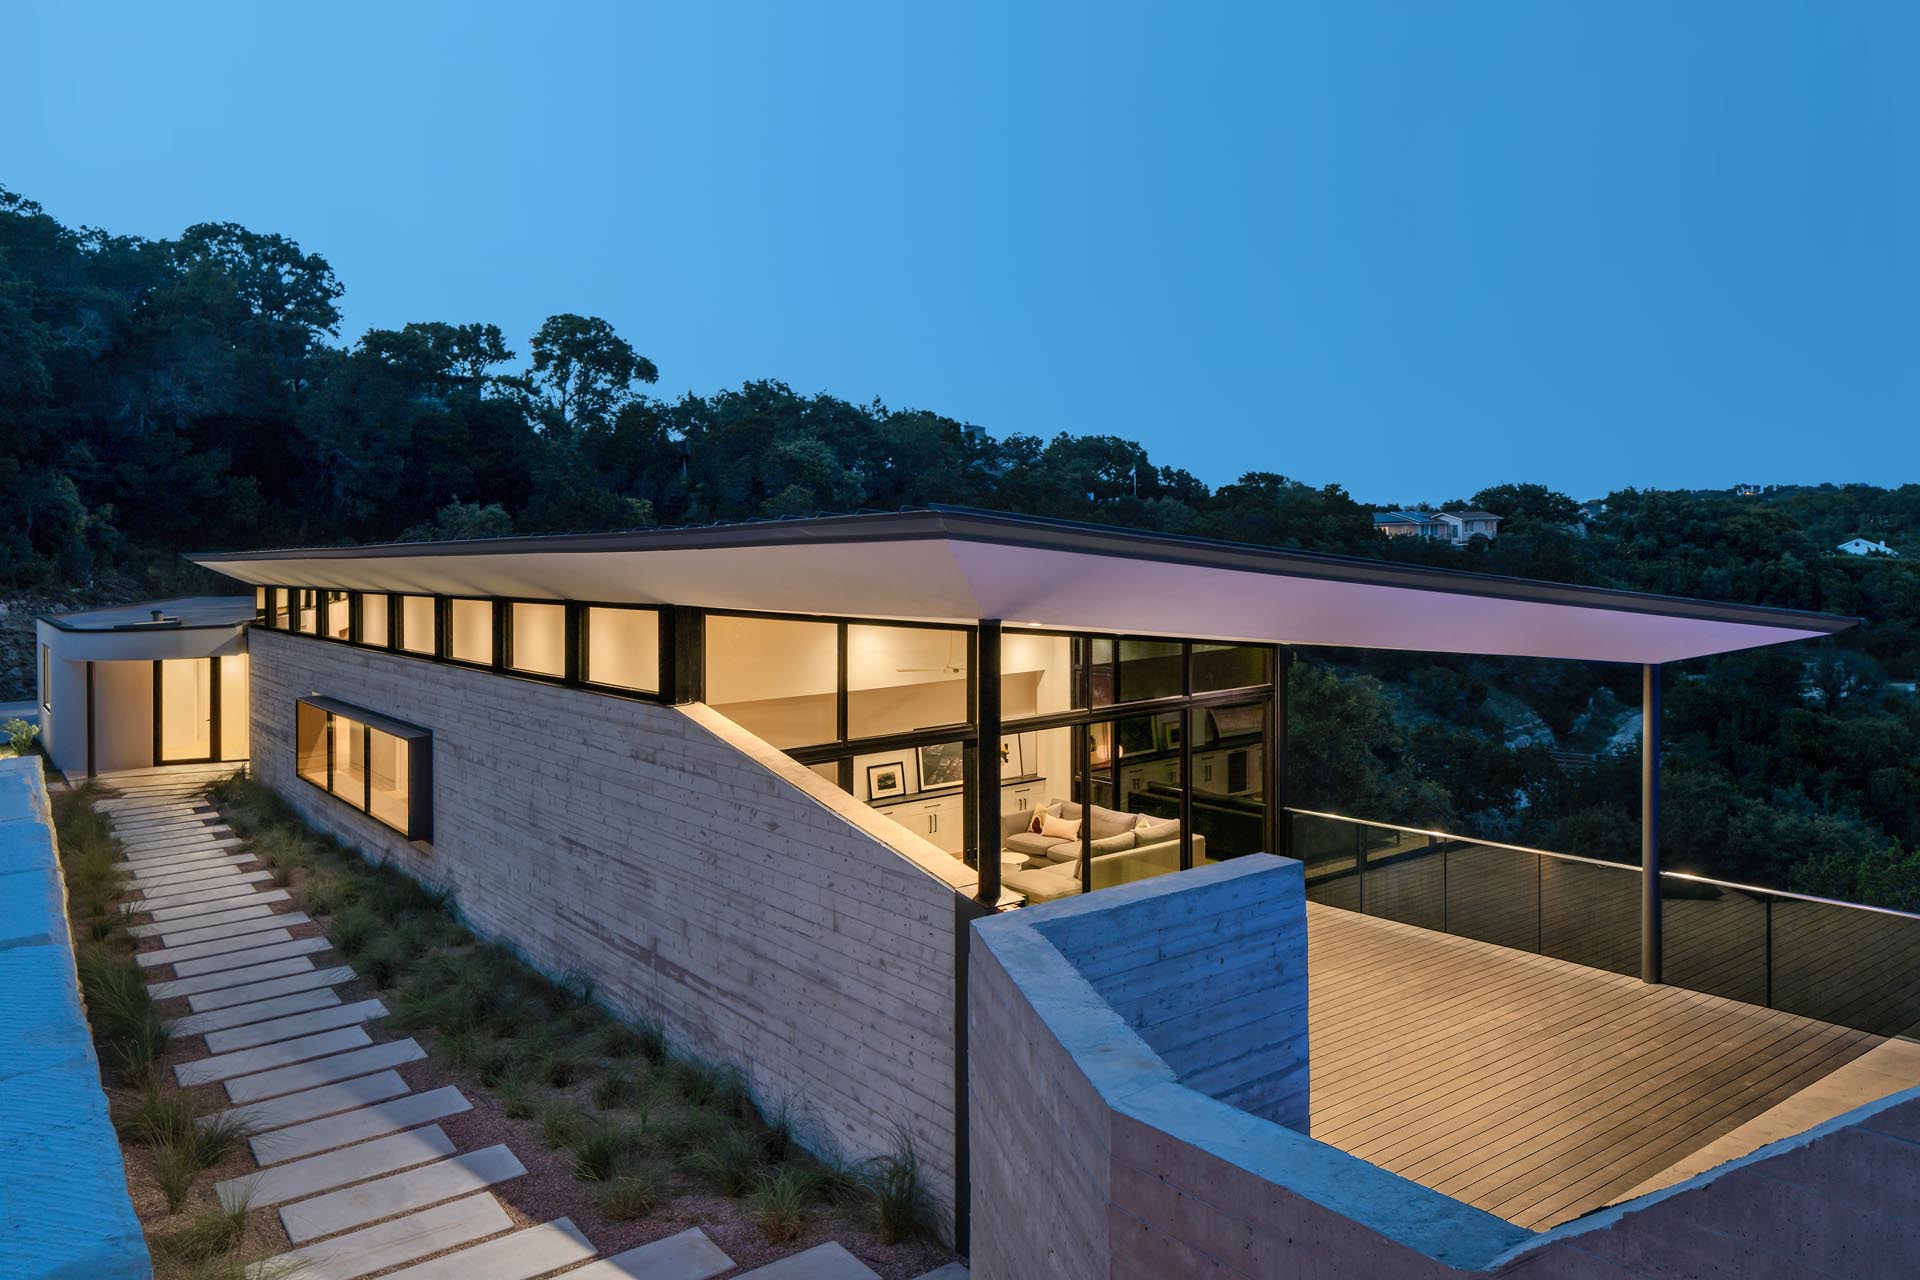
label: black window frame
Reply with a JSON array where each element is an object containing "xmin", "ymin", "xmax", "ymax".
[{"xmin": 293, "ymin": 695, "xmax": 433, "ymax": 841}]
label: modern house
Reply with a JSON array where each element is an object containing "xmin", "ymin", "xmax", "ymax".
[
  {"xmin": 1373, "ymin": 509, "xmax": 1503, "ymax": 546},
  {"xmin": 40, "ymin": 507, "xmax": 1920, "ymax": 1276},
  {"xmin": 1837, "ymin": 537, "xmax": 1900, "ymax": 557}
]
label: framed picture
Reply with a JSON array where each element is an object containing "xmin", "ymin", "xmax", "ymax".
[
  {"xmin": 866, "ymin": 761, "xmax": 908, "ymax": 800},
  {"xmin": 1156, "ymin": 714, "xmax": 1184, "ymax": 752},
  {"xmin": 999, "ymin": 735, "xmax": 1025, "ymax": 777},
  {"xmin": 917, "ymin": 740, "xmax": 965, "ymax": 791}
]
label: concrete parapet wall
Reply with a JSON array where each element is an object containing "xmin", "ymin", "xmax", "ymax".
[
  {"xmin": 0, "ymin": 757, "xmax": 150, "ymax": 1280},
  {"xmin": 247, "ymin": 630, "xmax": 967, "ymax": 1226},
  {"xmin": 968, "ymin": 851, "xmax": 1920, "ymax": 1277}
]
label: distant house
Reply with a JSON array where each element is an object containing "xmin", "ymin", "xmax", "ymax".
[
  {"xmin": 1836, "ymin": 538, "xmax": 1899, "ymax": 557},
  {"xmin": 1372, "ymin": 510, "xmax": 1448, "ymax": 541},
  {"xmin": 1373, "ymin": 509, "xmax": 1503, "ymax": 547},
  {"xmin": 1434, "ymin": 509, "xmax": 1502, "ymax": 545}
]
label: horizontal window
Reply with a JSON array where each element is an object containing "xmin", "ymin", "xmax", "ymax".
[
  {"xmin": 510, "ymin": 602, "xmax": 567, "ymax": 678},
  {"xmin": 268, "ymin": 587, "xmax": 290, "ymax": 630},
  {"xmin": 398, "ymin": 595, "xmax": 437, "ymax": 655},
  {"xmin": 294, "ymin": 696, "xmax": 432, "ymax": 840},
  {"xmin": 294, "ymin": 589, "xmax": 320, "ymax": 636},
  {"xmin": 360, "ymin": 593, "xmax": 391, "ymax": 647},
  {"xmin": 584, "ymin": 606, "xmax": 660, "ymax": 692},
  {"xmin": 448, "ymin": 598, "xmax": 494, "ymax": 666},
  {"xmin": 324, "ymin": 590, "xmax": 352, "ymax": 641}
]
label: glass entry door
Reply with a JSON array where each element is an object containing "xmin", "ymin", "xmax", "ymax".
[{"xmin": 154, "ymin": 659, "xmax": 217, "ymax": 763}]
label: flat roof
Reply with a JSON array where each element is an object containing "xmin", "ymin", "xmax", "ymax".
[
  {"xmin": 187, "ymin": 508, "xmax": 1855, "ymax": 664},
  {"xmin": 39, "ymin": 596, "xmax": 255, "ymax": 633}
]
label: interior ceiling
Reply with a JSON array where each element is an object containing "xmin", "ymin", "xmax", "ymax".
[{"xmin": 191, "ymin": 522, "xmax": 1852, "ymax": 666}]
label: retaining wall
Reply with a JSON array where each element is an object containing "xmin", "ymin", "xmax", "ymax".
[
  {"xmin": 0, "ymin": 757, "xmax": 150, "ymax": 1280},
  {"xmin": 247, "ymin": 629, "xmax": 972, "ymax": 1225}
]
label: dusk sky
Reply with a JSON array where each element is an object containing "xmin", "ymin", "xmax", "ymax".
[{"xmin": 13, "ymin": 2, "xmax": 1915, "ymax": 502}]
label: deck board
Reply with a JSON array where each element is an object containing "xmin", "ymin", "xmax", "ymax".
[{"xmin": 1307, "ymin": 903, "xmax": 1883, "ymax": 1230}]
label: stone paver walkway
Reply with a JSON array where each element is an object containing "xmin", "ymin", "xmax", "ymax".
[
  {"xmin": 105, "ymin": 764, "xmax": 965, "ymax": 1280},
  {"xmin": 101, "ymin": 766, "xmax": 741, "ymax": 1280}
]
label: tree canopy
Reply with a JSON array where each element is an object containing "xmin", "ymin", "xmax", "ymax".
[{"xmin": 4, "ymin": 185, "xmax": 1917, "ymax": 909}]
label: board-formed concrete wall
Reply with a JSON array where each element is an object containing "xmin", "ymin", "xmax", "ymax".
[
  {"xmin": 247, "ymin": 629, "xmax": 971, "ymax": 1224},
  {"xmin": 0, "ymin": 757, "xmax": 150, "ymax": 1280},
  {"xmin": 970, "ymin": 849, "xmax": 1920, "ymax": 1278}
]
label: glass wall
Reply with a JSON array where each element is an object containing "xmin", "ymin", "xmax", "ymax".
[
  {"xmin": 509, "ymin": 602, "xmax": 567, "ymax": 678},
  {"xmin": 1192, "ymin": 699, "xmax": 1267, "ymax": 862},
  {"xmin": 398, "ymin": 595, "xmax": 437, "ymax": 655},
  {"xmin": 219, "ymin": 654, "xmax": 250, "ymax": 760},
  {"xmin": 583, "ymin": 606, "xmax": 659, "ymax": 691},
  {"xmin": 706, "ymin": 615, "xmax": 837, "ymax": 748},
  {"xmin": 368, "ymin": 727, "xmax": 411, "ymax": 829},
  {"xmin": 847, "ymin": 624, "xmax": 969, "ymax": 739},
  {"xmin": 269, "ymin": 588, "xmax": 290, "ymax": 630},
  {"xmin": 1002, "ymin": 630, "xmax": 1078, "ymax": 718},
  {"xmin": 448, "ymin": 598, "xmax": 493, "ymax": 666}
]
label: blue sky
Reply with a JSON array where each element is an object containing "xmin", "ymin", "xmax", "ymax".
[{"xmin": 11, "ymin": 2, "xmax": 1915, "ymax": 501}]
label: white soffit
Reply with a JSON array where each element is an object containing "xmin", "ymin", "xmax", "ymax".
[{"xmin": 189, "ymin": 512, "xmax": 1852, "ymax": 665}]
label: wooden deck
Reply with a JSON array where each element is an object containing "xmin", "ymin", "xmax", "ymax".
[{"xmin": 1307, "ymin": 903, "xmax": 1884, "ymax": 1230}]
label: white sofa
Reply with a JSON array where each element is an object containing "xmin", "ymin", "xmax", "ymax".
[{"xmin": 1000, "ymin": 799, "xmax": 1206, "ymax": 903}]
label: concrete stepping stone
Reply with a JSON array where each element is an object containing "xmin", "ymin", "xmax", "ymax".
[
  {"xmin": 736, "ymin": 1243, "xmax": 882, "ymax": 1279},
  {"xmin": 128, "ymin": 877, "xmax": 272, "ymax": 912},
  {"xmin": 563, "ymin": 1228, "xmax": 736, "ymax": 1280},
  {"xmin": 168, "ymin": 987, "xmax": 342, "ymax": 1036},
  {"xmin": 246, "ymin": 1193, "xmax": 511, "ymax": 1280},
  {"xmin": 216, "ymin": 1124, "xmax": 455, "ymax": 1209},
  {"xmin": 114, "ymin": 812, "xmax": 218, "ymax": 831},
  {"xmin": 130, "ymin": 902, "xmax": 272, "ymax": 937},
  {"xmin": 185, "ymin": 961, "xmax": 353, "ymax": 1010},
  {"xmin": 379, "ymin": 1216, "xmax": 592, "ymax": 1280},
  {"xmin": 280, "ymin": 1144, "xmax": 527, "ymax": 1243},
  {"xmin": 133, "ymin": 871, "xmax": 274, "ymax": 910},
  {"xmin": 150, "ymin": 955, "xmax": 317, "ymax": 1001},
  {"xmin": 227, "ymin": 1038, "xmax": 426, "ymax": 1103},
  {"xmin": 210, "ymin": 1070, "xmax": 412, "ymax": 1134},
  {"xmin": 147, "ymin": 888, "xmax": 290, "ymax": 923},
  {"xmin": 131, "ymin": 862, "xmax": 256, "ymax": 893},
  {"xmin": 125, "ymin": 834, "xmax": 246, "ymax": 859},
  {"xmin": 161, "ymin": 910, "xmax": 312, "ymax": 949},
  {"xmin": 252, "ymin": 1086, "xmax": 471, "ymax": 1165},
  {"xmin": 115, "ymin": 847, "xmax": 244, "ymax": 873},
  {"xmin": 137, "ymin": 926, "xmax": 296, "ymax": 969},
  {"xmin": 173, "ymin": 935, "xmax": 329, "ymax": 980},
  {"xmin": 207, "ymin": 999, "xmax": 387, "ymax": 1053},
  {"xmin": 177, "ymin": 1026, "xmax": 373, "ymax": 1086},
  {"xmin": 912, "ymin": 1265, "xmax": 969, "ymax": 1280}
]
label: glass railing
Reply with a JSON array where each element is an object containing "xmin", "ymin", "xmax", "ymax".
[{"xmin": 1288, "ymin": 808, "xmax": 1920, "ymax": 1038}]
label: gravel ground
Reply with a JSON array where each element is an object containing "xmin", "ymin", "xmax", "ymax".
[{"xmin": 116, "ymin": 802, "xmax": 960, "ymax": 1279}]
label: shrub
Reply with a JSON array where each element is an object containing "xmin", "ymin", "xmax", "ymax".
[
  {"xmin": 539, "ymin": 1101, "xmax": 586, "ymax": 1148},
  {"xmin": 864, "ymin": 1133, "xmax": 936, "ymax": 1245},
  {"xmin": 328, "ymin": 902, "xmax": 381, "ymax": 957},
  {"xmin": 750, "ymin": 1164, "xmax": 817, "ymax": 1243},
  {"xmin": 4, "ymin": 716, "xmax": 40, "ymax": 754},
  {"xmin": 680, "ymin": 1123, "xmax": 769, "ymax": 1197},
  {"xmin": 76, "ymin": 944, "xmax": 170, "ymax": 1086},
  {"xmin": 119, "ymin": 1084, "xmax": 196, "ymax": 1147},
  {"xmin": 599, "ymin": 1162, "xmax": 669, "ymax": 1221},
  {"xmin": 647, "ymin": 1105, "xmax": 728, "ymax": 1157},
  {"xmin": 592, "ymin": 1066, "xmax": 644, "ymax": 1110},
  {"xmin": 152, "ymin": 1198, "xmax": 248, "ymax": 1262},
  {"xmin": 151, "ymin": 1137, "xmax": 201, "ymax": 1212},
  {"xmin": 570, "ymin": 1116, "xmax": 636, "ymax": 1182}
]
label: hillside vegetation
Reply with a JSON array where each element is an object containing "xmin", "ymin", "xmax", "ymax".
[{"xmin": 4, "ymin": 185, "xmax": 1916, "ymax": 907}]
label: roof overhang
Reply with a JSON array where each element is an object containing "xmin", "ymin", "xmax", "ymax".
[{"xmin": 187, "ymin": 509, "xmax": 1856, "ymax": 665}]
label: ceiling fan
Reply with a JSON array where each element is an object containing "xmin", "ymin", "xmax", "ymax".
[{"xmin": 896, "ymin": 632, "xmax": 966, "ymax": 674}]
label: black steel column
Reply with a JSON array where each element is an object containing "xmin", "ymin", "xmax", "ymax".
[
  {"xmin": 1272, "ymin": 645, "xmax": 1291, "ymax": 858},
  {"xmin": 974, "ymin": 620, "xmax": 1002, "ymax": 906},
  {"xmin": 1642, "ymin": 662, "xmax": 1663, "ymax": 984}
]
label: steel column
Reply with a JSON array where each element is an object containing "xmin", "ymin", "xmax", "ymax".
[
  {"xmin": 974, "ymin": 619, "xmax": 1002, "ymax": 906},
  {"xmin": 1642, "ymin": 662, "xmax": 1663, "ymax": 984}
]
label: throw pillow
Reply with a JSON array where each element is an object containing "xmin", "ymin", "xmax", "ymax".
[
  {"xmin": 1039, "ymin": 813, "xmax": 1082, "ymax": 841},
  {"xmin": 1135, "ymin": 816, "xmax": 1179, "ymax": 845}
]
